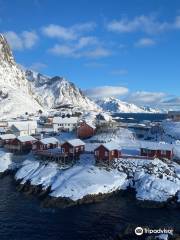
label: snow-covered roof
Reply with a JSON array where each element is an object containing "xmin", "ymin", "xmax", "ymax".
[
  {"xmin": 53, "ymin": 117, "xmax": 78, "ymax": 124},
  {"xmin": 0, "ymin": 127, "xmax": 6, "ymax": 132},
  {"xmin": 80, "ymin": 121, "xmax": 96, "ymax": 129},
  {"xmin": 40, "ymin": 137, "xmax": 59, "ymax": 145},
  {"xmin": 86, "ymin": 122, "xmax": 96, "ymax": 129},
  {"xmin": 17, "ymin": 136, "xmax": 36, "ymax": 142},
  {"xmin": 11, "ymin": 121, "xmax": 37, "ymax": 131},
  {"xmin": 67, "ymin": 139, "xmax": 85, "ymax": 147},
  {"xmin": 140, "ymin": 141, "xmax": 173, "ymax": 151},
  {"xmin": 0, "ymin": 134, "xmax": 16, "ymax": 140},
  {"xmin": 101, "ymin": 142, "xmax": 121, "ymax": 151}
]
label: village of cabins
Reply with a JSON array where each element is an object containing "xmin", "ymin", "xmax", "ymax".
[{"xmin": 0, "ymin": 112, "xmax": 177, "ymax": 166}]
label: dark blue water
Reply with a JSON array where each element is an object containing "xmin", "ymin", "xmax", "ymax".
[
  {"xmin": 0, "ymin": 175, "xmax": 179, "ymax": 240},
  {"xmin": 112, "ymin": 113, "xmax": 167, "ymax": 123}
]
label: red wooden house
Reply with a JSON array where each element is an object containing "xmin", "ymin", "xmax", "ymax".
[
  {"xmin": 77, "ymin": 122, "xmax": 96, "ymax": 139},
  {"xmin": 32, "ymin": 137, "xmax": 60, "ymax": 151},
  {"xmin": 140, "ymin": 141, "xmax": 173, "ymax": 160},
  {"xmin": 94, "ymin": 142, "xmax": 121, "ymax": 163},
  {"xmin": 61, "ymin": 139, "xmax": 85, "ymax": 159},
  {"xmin": 5, "ymin": 136, "xmax": 36, "ymax": 153},
  {"xmin": 0, "ymin": 134, "xmax": 16, "ymax": 147}
]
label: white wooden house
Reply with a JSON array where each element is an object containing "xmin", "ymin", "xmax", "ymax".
[
  {"xmin": 53, "ymin": 117, "xmax": 78, "ymax": 132},
  {"xmin": 9, "ymin": 121, "xmax": 37, "ymax": 137}
]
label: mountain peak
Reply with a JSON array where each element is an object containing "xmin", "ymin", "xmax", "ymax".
[
  {"xmin": 96, "ymin": 97, "xmax": 159, "ymax": 113},
  {"xmin": 0, "ymin": 34, "xmax": 14, "ymax": 65}
]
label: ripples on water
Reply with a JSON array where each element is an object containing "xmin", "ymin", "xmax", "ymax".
[{"xmin": 0, "ymin": 175, "xmax": 179, "ymax": 240}]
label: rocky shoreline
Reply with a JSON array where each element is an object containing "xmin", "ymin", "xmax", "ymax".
[{"xmin": 13, "ymin": 177, "xmax": 180, "ymax": 209}]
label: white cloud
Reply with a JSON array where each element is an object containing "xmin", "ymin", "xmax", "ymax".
[
  {"xmin": 83, "ymin": 47, "xmax": 111, "ymax": 58},
  {"xmin": 4, "ymin": 31, "xmax": 38, "ymax": 50},
  {"xmin": 4, "ymin": 31, "xmax": 23, "ymax": 50},
  {"xmin": 111, "ymin": 69, "xmax": 128, "ymax": 75},
  {"xmin": 126, "ymin": 91, "xmax": 167, "ymax": 105},
  {"xmin": 162, "ymin": 97, "xmax": 180, "ymax": 106},
  {"xmin": 29, "ymin": 62, "xmax": 47, "ymax": 71},
  {"xmin": 21, "ymin": 31, "xmax": 39, "ymax": 48},
  {"xmin": 49, "ymin": 44, "xmax": 74, "ymax": 56},
  {"xmin": 135, "ymin": 38, "xmax": 156, "ymax": 47},
  {"xmin": 49, "ymin": 42, "xmax": 111, "ymax": 58},
  {"xmin": 107, "ymin": 15, "xmax": 180, "ymax": 34},
  {"xmin": 84, "ymin": 86, "xmax": 129, "ymax": 98},
  {"xmin": 42, "ymin": 22, "xmax": 96, "ymax": 40}
]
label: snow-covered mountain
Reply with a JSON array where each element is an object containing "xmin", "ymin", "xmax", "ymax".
[
  {"xmin": 26, "ymin": 70, "xmax": 99, "ymax": 111},
  {"xmin": 96, "ymin": 97, "xmax": 160, "ymax": 113},
  {"xmin": 0, "ymin": 34, "xmax": 42, "ymax": 119}
]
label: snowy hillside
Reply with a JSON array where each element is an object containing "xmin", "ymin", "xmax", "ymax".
[
  {"xmin": 26, "ymin": 70, "xmax": 99, "ymax": 111},
  {"xmin": 96, "ymin": 97, "xmax": 159, "ymax": 113},
  {"xmin": 0, "ymin": 34, "xmax": 42, "ymax": 118}
]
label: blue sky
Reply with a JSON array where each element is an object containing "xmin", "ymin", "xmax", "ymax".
[{"xmin": 1, "ymin": 0, "xmax": 180, "ymax": 108}]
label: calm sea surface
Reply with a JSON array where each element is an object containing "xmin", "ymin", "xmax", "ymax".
[{"xmin": 0, "ymin": 175, "xmax": 179, "ymax": 240}]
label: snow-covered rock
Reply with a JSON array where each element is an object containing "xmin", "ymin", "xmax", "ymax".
[
  {"xmin": 0, "ymin": 34, "xmax": 42, "ymax": 118},
  {"xmin": 15, "ymin": 157, "xmax": 128, "ymax": 201},
  {"xmin": 26, "ymin": 70, "xmax": 99, "ymax": 111},
  {"xmin": 96, "ymin": 97, "xmax": 160, "ymax": 113},
  {"xmin": 0, "ymin": 150, "xmax": 12, "ymax": 172},
  {"xmin": 15, "ymin": 153, "xmax": 180, "ymax": 204},
  {"xmin": 114, "ymin": 158, "xmax": 180, "ymax": 202},
  {"xmin": 50, "ymin": 165, "xmax": 127, "ymax": 200}
]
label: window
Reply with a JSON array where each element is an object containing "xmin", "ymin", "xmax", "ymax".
[
  {"xmin": 70, "ymin": 148, "xmax": 74, "ymax": 153},
  {"xmin": 142, "ymin": 148, "xmax": 148, "ymax": 154},
  {"xmin": 112, "ymin": 150, "xmax": 114, "ymax": 155},
  {"xmin": 76, "ymin": 147, "xmax": 78, "ymax": 152},
  {"xmin": 95, "ymin": 150, "xmax": 99, "ymax": 156},
  {"xmin": 81, "ymin": 146, "xmax": 84, "ymax": 151},
  {"xmin": 105, "ymin": 151, "xmax": 108, "ymax": 157},
  {"xmin": 161, "ymin": 150, "xmax": 167, "ymax": 155},
  {"xmin": 61, "ymin": 148, "xmax": 65, "ymax": 153}
]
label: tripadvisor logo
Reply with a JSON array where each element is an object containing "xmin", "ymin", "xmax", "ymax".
[
  {"xmin": 135, "ymin": 226, "xmax": 174, "ymax": 236},
  {"xmin": 135, "ymin": 227, "xmax": 143, "ymax": 236}
]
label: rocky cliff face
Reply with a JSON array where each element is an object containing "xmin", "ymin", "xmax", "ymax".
[
  {"xmin": 26, "ymin": 70, "xmax": 99, "ymax": 111},
  {"xmin": 0, "ymin": 34, "xmax": 42, "ymax": 118}
]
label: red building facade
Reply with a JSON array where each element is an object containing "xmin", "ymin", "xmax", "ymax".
[
  {"xmin": 61, "ymin": 139, "xmax": 85, "ymax": 159},
  {"xmin": 94, "ymin": 143, "xmax": 121, "ymax": 162},
  {"xmin": 140, "ymin": 142, "xmax": 173, "ymax": 160},
  {"xmin": 77, "ymin": 122, "xmax": 96, "ymax": 139}
]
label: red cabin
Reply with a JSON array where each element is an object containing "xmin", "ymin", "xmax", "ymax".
[
  {"xmin": 140, "ymin": 141, "xmax": 173, "ymax": 160},
  {"xmin": 0, "ymin": 134, "xmax": 16, "ymax": 147},
  {"xmin": 94, "ymin": 142, "xmax": 121, "ymax": 163},
  {"xmin": 61, "ymin": 139, "xmax": 85, "ymax": 159},
  {"xmin": 5, "ymin": 136, "xmax": 36, "ymax": 153},
  {"xmin": 32, "ymin": 137, "xmax": 60, "ymax": 151},
  {"xmin": 77, "ymin": 122, "xmax": 96, "ymax": 139}
]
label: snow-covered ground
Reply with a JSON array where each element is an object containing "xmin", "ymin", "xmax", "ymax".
[
  {"xmin": 114, "ymin": 158, "xmax": 180, "ymax": 202},
  {"xmin": 0, "ymin": 150, "xmax": 12, "ymax": 172},
  {"xmin": 14, "ymin": 153, "xmax": 180, "ymax": 204}
]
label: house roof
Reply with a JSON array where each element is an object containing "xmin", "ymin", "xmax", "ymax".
[
  {"xmin": 140, "ymin": 141, "xmax": 173, "ymax": 151},
  {"xmin": 17, "ymin": 136, "xmax": 36, "ymax": 142},
  {"xmin": 0, "ymin": 134, "xmax": 16, "ymax": 140},
  {"xmin": 0, "ymin": 127, "xmax": 6, "ymax": 132},
  {"xmin": 67, "ymin": 138, "xmax": 85, "ymax": 147},
  {"xmin": 40, "ymin": 137, "xmax": 59, "ymax": 145},
  {"xmin": 53, "ymin": 117, "xmax": 78, "ymax": 124},
  {"xmin": 11, "ymin": 121, "xmax": 37, "ymax": 131},
  {"xmin": 95, "ymin": 142, "xmax": 121, "ymax": 151},
  {"xmin": 79, "ymin": 121, "xmax": 96, "ymax": 129}
]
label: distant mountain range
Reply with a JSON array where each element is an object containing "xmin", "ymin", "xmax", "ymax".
[
  {"xmin": 0, "ymin": 34, "xmax": 163, "ymax": 118},
  {"xmin": 96, "ymin": 97, "xmax": 161, "ymax": 113}
]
